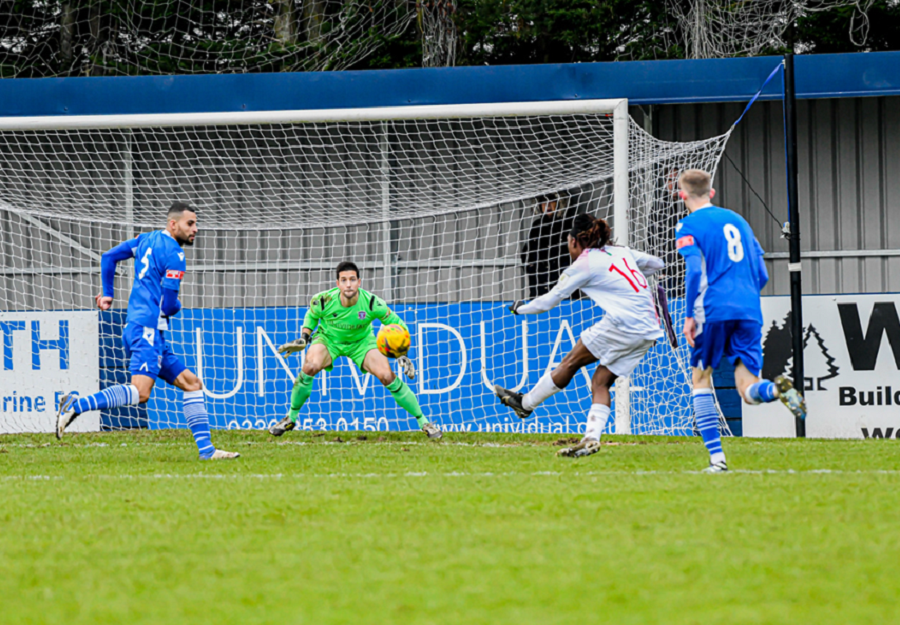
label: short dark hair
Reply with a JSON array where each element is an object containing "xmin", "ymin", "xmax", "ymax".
[
  {"xmin": 336, "ymin": 261, "xmax": 360, "ymax": 279},
  {"xmin": 167, "ymin": 201, "xmax": 195, "ymax": 221}
]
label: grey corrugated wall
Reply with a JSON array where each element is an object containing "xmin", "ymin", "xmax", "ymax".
[{"xmin": 651, "ymin": 96, "xmax": 900, "ymax": 295}]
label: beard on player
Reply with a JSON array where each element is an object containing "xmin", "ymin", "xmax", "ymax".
[{"xmin": 167, "ymin": 201, "xmax": 198, "ymax": 246}]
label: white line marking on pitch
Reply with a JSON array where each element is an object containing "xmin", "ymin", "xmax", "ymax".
[
  {"xmin": 4, "ymin": 469, "xmax": 900, "ymax": 481},
  {"xmin": 0, "ymin": 440, "xmax": 539, "ymax": 448}
]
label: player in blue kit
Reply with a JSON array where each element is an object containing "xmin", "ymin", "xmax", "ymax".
[
  {"xmin": 55, "ymin": 202, "xmax": 239, "ymax": 460},
  {"xmin": 676, "ymin": 170, "xmax": 805, "ymax": 473}
]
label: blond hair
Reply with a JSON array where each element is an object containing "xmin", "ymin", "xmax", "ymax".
[{"xmin": 678, "ymin": 169, "xmax": 712, "ymax": 198}]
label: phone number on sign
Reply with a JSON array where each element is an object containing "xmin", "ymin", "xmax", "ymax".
[{"xmin": 226, "ymin": 416, "xmax": 392, "ymax": 431}]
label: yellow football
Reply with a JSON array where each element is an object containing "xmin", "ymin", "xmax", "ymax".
[{"xmin": 376, "ymin": 324, "xmax": 410, "ymax": 358}]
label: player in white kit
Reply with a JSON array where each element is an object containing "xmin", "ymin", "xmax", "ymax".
[{"xmin": 495, "ymin": 213, "xmax": 665, "ymax": 457}]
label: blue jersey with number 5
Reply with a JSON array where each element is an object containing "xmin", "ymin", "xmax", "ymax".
[
  {"xmin": 126, "ymin": 230, "xmax": 187, "ymax": 330},
  {"xmin": 675, "ymin": 205, "xmax": 765, "ymax": 324}
]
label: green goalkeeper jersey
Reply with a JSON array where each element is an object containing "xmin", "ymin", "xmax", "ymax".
[{"xmin": 302, "ymin": 287, "xmax": 407, "ymax": 344}]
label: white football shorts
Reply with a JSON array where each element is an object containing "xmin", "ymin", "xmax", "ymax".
[{"xmin": 580, "ymin": 318, "xmax": 657, "ymax": 377}]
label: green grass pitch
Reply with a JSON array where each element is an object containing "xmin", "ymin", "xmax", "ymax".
[{"xmin": 1, "ymin": 430, "xmax": 899, "ymax": 625}]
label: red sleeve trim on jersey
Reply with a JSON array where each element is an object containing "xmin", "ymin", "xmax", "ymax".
[
  {"xmin": 676, "ymin": 235, "xmax": 695, "ymax": 249},
  {"xmin": 165, "ymin": 270, "xmax": 185, "ymax": 280}
]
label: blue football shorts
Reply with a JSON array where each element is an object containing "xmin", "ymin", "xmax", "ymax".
[
  {"xmin": 690, "ymin": 319, "xmax": 763, "ymax": 375},
  {"xmin": 123, "ymin": 322, "xmax": 187, "ymax": 384}
]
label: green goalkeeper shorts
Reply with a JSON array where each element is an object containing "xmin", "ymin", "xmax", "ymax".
[{"xmin": 312, "ymin": 334, "xmax": 379, "ymax": 372}]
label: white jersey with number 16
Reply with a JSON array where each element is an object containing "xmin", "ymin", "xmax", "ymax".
[{"xmin": 516, "ymin": 246, "xmax": 664, "ymax": 340}]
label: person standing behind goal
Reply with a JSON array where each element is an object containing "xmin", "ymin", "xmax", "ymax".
[
  {"xmin": 494, "ymin": 213, "xmax": 665, "ymax": 458},
  {"xmin": 676, "ymin": 169, "xmax": 806, "ymax": 473}
]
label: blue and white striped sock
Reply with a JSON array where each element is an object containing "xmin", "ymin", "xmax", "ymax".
[
  {"xmin": 693, "ymin": 388, "xmax": 725, "ymax": 465},
  {"xmin": 184, "ymin": 390, "xmax": 215, "ymax": 459},
  {"xmin": 71, "ymin": 384, "xmax": 139, "ymax": 414},
  {"xmin": 746, "ymin": 380, "xmax": 778, "ymax": 404}
]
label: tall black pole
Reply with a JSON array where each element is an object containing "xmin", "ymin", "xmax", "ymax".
[{"xmin": 784, "ymin": 53, "xmax": 806, "ymax": 438}]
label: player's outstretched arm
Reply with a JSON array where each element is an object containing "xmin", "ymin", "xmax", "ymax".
[
  {"xmin": 629, "ymin": 249, "xmax": 665, "ymax": 277},
  {"xmin": 377, "ymin": 305, "xmax": 409, "ymax": 334},
  {"xmin": 97, "ymin": 238, "xmax": 140, "ymax": 310},
  {"xmin": 512, "ymin": 261, "xmax": 589, "ymax": 315},
  {"xmin": 509, "ymin": 300, "xmax": 526, "ymax": 314},
  {"xmin": 368, "ymin": 295, "xmax": 415, "ymax": 378},
  {"xmin": 278, "ymin": 330, "xmax": 311, "ymax": 356},
  {"xmin": 279, "ymin": 304, "xmax": 320, "ymax": 356},
  {"xmin": 512, "ymin": 287, "xmax": 567, "ymax": 315},
  {"xmin": 365, "ymin": 297, "xmax": 415, "ymax": 380}
]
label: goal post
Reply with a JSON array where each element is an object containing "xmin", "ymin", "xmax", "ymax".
[
  {"xmin": 612, "ymin": 98, "xmax": 632, "ymax": 435},
  {"xmin": 0, "ymin": 98, "xmax": 730, "ymax": 436}
]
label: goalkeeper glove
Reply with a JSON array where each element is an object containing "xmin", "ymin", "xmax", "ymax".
[
  {"xmin": 509, "ymin": 300, "xmax": 525, "ymax": 315},
  {"xmin": 397, "ymin": 355, "xmax": 416, "ymax": 380},
  {"xmin": 278, "ymin": 332, "xmax": 310, "ymax": 356}
]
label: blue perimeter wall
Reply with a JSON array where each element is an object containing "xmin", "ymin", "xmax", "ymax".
[
  {"xmin": 1, "ymin": 52, "xmax": 900, "ymax": 118},
  {"xmin": 98, "ymin": 303, "xmax": 696, "ymax": 435}
]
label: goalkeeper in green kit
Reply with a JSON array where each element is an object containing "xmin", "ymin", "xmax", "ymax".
[{"xmin": 269, "ymin": 261, "xmax": 442, "ymax": 439}]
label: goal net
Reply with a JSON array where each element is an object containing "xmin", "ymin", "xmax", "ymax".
[{"xmin": 0, "ymin": 101, "xmax": 732, "ymax": 436}]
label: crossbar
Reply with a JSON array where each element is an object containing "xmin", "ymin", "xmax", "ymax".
[{"xmin": 0, "ymin": 99, "xmax": 626, "ymax": 131}]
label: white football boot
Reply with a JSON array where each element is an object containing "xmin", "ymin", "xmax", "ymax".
[
  {"xmin": 55, "ymin": 394, "xmax": 80, "ymax": 440},
  {"xmin": 205, "ymin": 449, "xmax": 241, "ymax": 460}
]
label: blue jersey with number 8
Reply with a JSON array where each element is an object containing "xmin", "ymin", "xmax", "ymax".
[{"xmin": 675, "ymin": 205, "xmax": 765, "ymax": 324}]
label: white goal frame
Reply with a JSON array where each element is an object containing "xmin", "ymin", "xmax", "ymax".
[{"xmin": 0, "ymin": 98, "xmax": 639, "ymax": 434}]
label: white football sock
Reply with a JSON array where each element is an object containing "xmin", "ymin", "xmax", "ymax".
[
  {"xmin": 522, "ymin": 371, "xmax": 562, "ymax": 411},
  {"xmin": 584, "ymin": 403, "xmax": 611, "ymax": 440}
]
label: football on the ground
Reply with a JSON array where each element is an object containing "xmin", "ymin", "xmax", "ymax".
[{"xmin": 376, "ymin": 324, "xmax": 410, "ymax": 358}]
